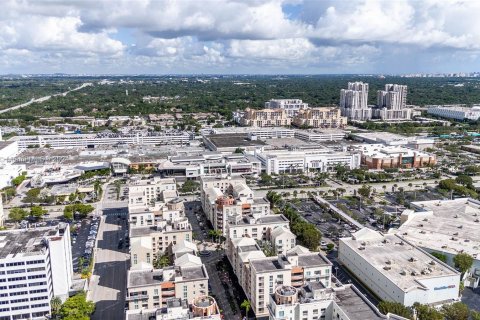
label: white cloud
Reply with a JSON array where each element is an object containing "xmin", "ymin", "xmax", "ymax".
[{"xmin": 1, "ymin": 0, "xmax": 480, "ymax": 73}]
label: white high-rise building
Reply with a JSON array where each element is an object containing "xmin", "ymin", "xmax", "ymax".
[
  {"xmin": 376, "ymin": 84, "xmax": 411, "ymax": 120},
  {"xmin": 0, "ymin": 224, "xmax": 73, "ymax": 320},
  {"xmin": 339, "ymin": 82, "xmax": 372, "ymax": 121}
]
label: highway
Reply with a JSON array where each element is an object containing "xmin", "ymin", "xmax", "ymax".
[{"xmin": 0, "ymin": 82, "xmax": 92, "ymax": 114}]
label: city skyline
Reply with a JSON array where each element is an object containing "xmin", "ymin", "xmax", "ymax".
[{"xmin": 2, "ymin": 0, "xmax": 480, "ymax": 74}]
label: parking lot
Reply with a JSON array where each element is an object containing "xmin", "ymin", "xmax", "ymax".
[
  {"xmin": 290, "ymin": 199, "xmax": 355, "ymax": 244},
  {"xmin": 71, "ymin": 217, "xmax": 99, "ymax": 272}
]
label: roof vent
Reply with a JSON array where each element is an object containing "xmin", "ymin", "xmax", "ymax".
[
  {"xmin": 386, "ymin": 259, "xmax": 394, "ymax": 265},
  {"xmin": 358, "ymin": 246, "xmax": 366, "ymax": 251},
  {"xmin": 411, "ymin": 270, "xmax": 419, "ymax": 276},
  {"xmin": 361, "ymin": 241, "xmax": 366, "ymax": 246},
  {"xmin": 458, "ymin": 225, "xmax": 463, "ymax": 229},
  {"xmin": 429, "ymin": 260, "xmax": 436, "ymax": 265},
  {"xmin": 409, "ymin": 257, "xmax": 418, "ymax": 262},
  {"xmin": 403, "ymin": 232, "xmax": 408, "ymax": 236},
  {"xmin": 420, "ymin": 230, "xmax": 426, "ymax": 234},
  {"xmin": 450, "ymin": 237, "xmax": 457, "ymax": 241},
  {"xmin": 423, "ymin": 218, "xmax": 429, "ymax": 222},
  {"xmin": 454, "ymin": 215, "xmax": 458, "ymax": 218},
  {"xmin": 475, "ymin": 219, "xmax": 479, "ymax": 223},
  {"xmin": 418, "ymin": 224, "xmax": 424, "ymax": 227},
  {"xmin": 383, "ymin": 266, "xmax": 392, "ymax": 271},
  {"xmin": 453, "ymin": 232, "xmax": 459, "ymax": 236},
  {"xmin": 400, "ymin": 270, "xmax": 407, "ymax": 276},
  {"xmin": 442, "ymin": 245, "xmax": 448, "ymax": 249}
]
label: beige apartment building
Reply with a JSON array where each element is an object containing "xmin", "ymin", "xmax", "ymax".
[
  {"xmin": 128, "ymin": 177, "xmax": 177, "ymax": 208},
  {"xmin": 130, "ymin": 218, "xmax": 192, "ymax": 269},
  {"xmin": 126, "ymin": 265, "xmax": 208, "ymax": 310},
  {"xmin": 248, "ymin": 253, "xmax": 332, "ymax": 317},
  {"xmin": 240, "ymin": 108, "xmax": 291, "ymax": 127},
  {"xmin": 292, "ymin": 107, "xmax": 347, "ymax": 128},
  {"xmin": 200, "ymin": 176, "xmax": 270, "ymax": 235}
]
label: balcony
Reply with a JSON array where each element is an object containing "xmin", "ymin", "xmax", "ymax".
[{"xmin": 126, "ymin": 294, "xmax": 149, "ymax": 301}]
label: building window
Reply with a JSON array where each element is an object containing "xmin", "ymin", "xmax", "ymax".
[{"xmin": 133, "ymin": 254, "xmax": 138, "ymax": 265}]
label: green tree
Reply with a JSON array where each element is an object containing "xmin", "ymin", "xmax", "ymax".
[
  {"xmin": 50, "ymin": 296, "xmax": 62, "ymax": 319},
  {"xmin": 240, "ymin": 299, "xmax": 251, "ymax": 317},
  {"xmin": 430, "ymin": 252, "xmax": 448, "ymax": 263},
  {"xmin": 180, "ymin": 180, "xmax": 200, "ymax": 193},
  {"xmin": 326, "ymin": 243, "xmax": 335, "ymax": 251},
  {"xmin": 11, "ymin": 174, "xmax": 26, "ymax": 187},
  {"xmin": 234, "ymin": 147, "xmax": 245, "ymax": 153},
  {"xmin": 2, "ymin": 186, "xmax": 16, "ymax": 200},
  {"xmin": 441, "ymin": 302, "xmax": 469, "ymax": 320},
  {"xmin": 413, "ymin": 302, "xmax": 443, "ymax": 320},
  {"xmin": 456, "ymin": 174, "xmax": 473, "ymax": 187},
  {"xmin": 8, "ymin": 207, "xmax": 28, "ymax": 222},
  {"xmin": 30, "ymin": 205, "xmax": 47, "ymax": 219},
  {"xmin": 24, "ymin": 187, "xmax": 42, "ymax": 203},
  {"xmin": 59, "ymin": 292, "xmax": 95, "ymax": 319},
  {"xmin": 357, "ymin": 184, "xmax": 372, "ymax": 198},
  {"xmin": 438, "ymin": 179, "xmax": 457, "ymax": 190},
  {"xmin": 299, "ymin": 225, "xmax": 322, "ymax": 251},
  {"xmin": 454, "ymin": 253, "xmax": 474, "ymax": 274},
  {"xmin": 68, "ymin": 193, "xmax": 77, "ymax": 203},
  {"xmin": 153, "ymin": 254, "xmax": 171, "ymax": 268},
  {"xmin": 266, "ymin": 191, "xmax": 282, "ymax": 209},
  {"xmin": 471, "ymin": 311, "xmax": 480, "ymax": 320},
  {"xmin": 377, "ymin": 301, "xmax": 412, "ymax": 319}
]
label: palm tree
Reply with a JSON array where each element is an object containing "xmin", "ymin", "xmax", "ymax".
[
  {"xmin": 50, "ymin": 296, "xmax": 62, "ymax": 319},
  {"xmin": 241, "ymin": 299, "xmax": 251, "ymax": 318}
]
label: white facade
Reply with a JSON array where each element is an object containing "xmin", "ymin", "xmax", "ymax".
[
  {"xmin": 9, "ymin": 131, "xmax": 191, "ymax": 149},
  {"xmin": 427, "ymin": 105, "xmax": 480, "ymax": 121},
  {"xmin": 0, "ymin": 224, "xmax": 73, "ymax": 320},
  {"xmin": 0, "ymin": 142, "xmax": 19, "ymax": 161},
  {"xmin": 254, "ymin": 148, "xmax": 361, "ymax": 175},
  {"xmin": 339, "ymin": 228, "xmax": 460, "ymax": 307},
  {"xmin": 265, "ymin": 99, "xmax": 310, "ymax": 117}
]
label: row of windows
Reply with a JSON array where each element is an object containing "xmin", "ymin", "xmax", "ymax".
[{"xmin": 26, "ymin": 260, "xmax": 45, "ymax": 265}]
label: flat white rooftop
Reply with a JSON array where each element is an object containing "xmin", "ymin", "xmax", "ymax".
[
  {"xmin": 397, "ymin": 198, "xmax": 480, "ymax": 260},
  {"xmin": 353, "ymin": 144, "xmax": 431, "ymax": 158},
  {"xmin": 341, "ymin": 228, "xmax": 458, "ymax": 292}
]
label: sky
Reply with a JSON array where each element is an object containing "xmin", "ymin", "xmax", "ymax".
[{"xmin": 1, "ymin": 0, "xmax": 480, "ymax": 75}]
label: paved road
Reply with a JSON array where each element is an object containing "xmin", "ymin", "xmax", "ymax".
[
  {"xmin": 185, "ymin": 201, "xmax": 241, "ymax": 320},
  {"xmin": 90, "ymin": 214, "xmax": 128, "ymax": 320}
]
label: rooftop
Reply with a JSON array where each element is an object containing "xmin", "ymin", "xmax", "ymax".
[
  {"xmin": 397, "ymin": 198, "xmax": 480, "ymax": 259},
  {"xmin": 296, "ymin": 253, "xmax": 332, "ymax": 267},
  {"xmin": 0, "ymin": 225, "xmax": 65, "ymax": 259},
  {"xmin": 341, "ymin": 228, "xmax": 459, "ymax": 292},
  {"xmin": 205, "ymin": 133, "xmax": 266, "ymax": 149},
  {"xmin": 128, "ymin": 269, "xmax": 165, "ymax": 287},
  {"xmin": 250, "ymin": 256, "xmax": 288, "ymax": 273},
  {"xmin": 335, "ymin": 285, "xmax": 384, "ymax": 320}
]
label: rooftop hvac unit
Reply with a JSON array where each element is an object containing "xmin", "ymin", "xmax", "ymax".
[
  {"xmin": 429, "ymin": 260, "xmax": 436, "ymax": 266},
  {"xmin": 475, "ymin": 219, "xmax": 480, "ymax": 223},
  {"xmin": 358, "ymin": 246, "xmax": 365, "ymax": 250},
  {"xmin": 420, "ymin": 230, "xmax": 426, "ymax": 234},
  {"xmin": 411, "ymin": 270, "xmax": 419, "ymax": 276},
  {"xmin": 400, "ymin": 270, "xmax": 407, "ymax": 276},
  {"xmin": 384, "ymin": 266, "xmax": 392, "ymax": 271},
  {"xmin": 453, "ymin": 232, "xmax": 459, "ymax": 236},
  {"xmin": 409, "ymin": 257, "xmax": 418, "ymax": 262},
  {"xmin": 423, "ymin": 218, "xmax": 429, "ymax": 222},
  {"xmin": 458, "ymin": 225, "xmax": 463, "ymax": 229},
  {"xmin": 386, "ymin": 259, "xmax": 394, "ymax": 265}
]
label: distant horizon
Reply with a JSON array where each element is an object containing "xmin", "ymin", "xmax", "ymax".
[{"xmin": 2, "ymin": 72, "xmax": 480, "ymax": 77}]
